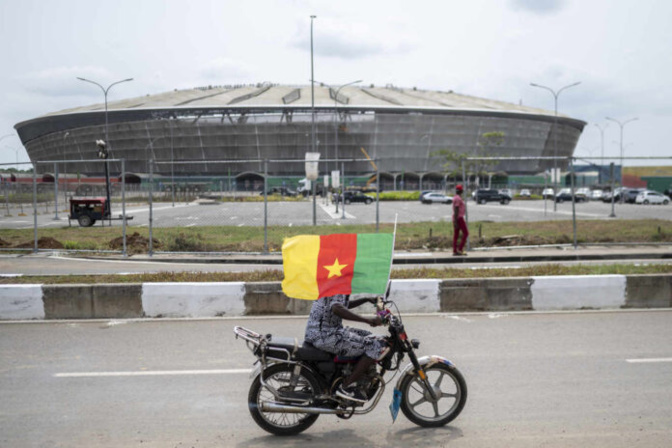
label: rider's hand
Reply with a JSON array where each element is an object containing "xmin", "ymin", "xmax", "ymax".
[{"xmin": 368, "ymin": 315, "xmax": 383, "ymax": 327}]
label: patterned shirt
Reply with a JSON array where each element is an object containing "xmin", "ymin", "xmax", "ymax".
[
  {"xmin": 304, "ymin": 294, "xmax": 384, "ymax": 359},
  {"xmin": 304, "ymin": 294, "xmax": 349, "ymax": 343}
]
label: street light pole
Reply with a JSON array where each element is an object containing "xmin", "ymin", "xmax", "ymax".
[
  {"xmin": 334, "ymin": 79, "xmax": 362, "ymax": 173},
  {"xmin": 530, "ymin": 81, "xmax": 581, "ymax": 212},
  {"xmin": 606, "ymin": 116, "xmax": 638, "ymax": 202},
  {"xmin": 310, "ymin": 15, "xmax": 317, "ymax": 225},
  {"xmin": 77, "ymin": 77, "xmax": 133, "ymax": 224},
  {"xmin": 1, "ymin": 134, "xmax": 19, "ymax": 169},
  {"xmin": 594, "ymin": 123, "xmax": 608, "ymax": 184},
  {"xmin": 76, "ymin": 77, "xmax": 134, "ymax": 154}
]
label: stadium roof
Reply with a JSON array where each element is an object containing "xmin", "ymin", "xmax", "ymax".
[{"xmin": 46, "ymin": 83, "xmax": 562, "ymax": 118}]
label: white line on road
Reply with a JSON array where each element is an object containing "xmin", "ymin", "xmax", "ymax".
[
  {"xmin": 54, "ymin": 368, "xmax": 252, "ymax": 378},
  {"xmin": 626, "ymin": 358, "xmax": 672, "ymax": 363},
  {"xmin": 319, "ymin": 203, "xmax": 355, "ymax": 219},
  {"xmin": 493, "ymin": 204, "xmax": 604, "ymax": 217}
]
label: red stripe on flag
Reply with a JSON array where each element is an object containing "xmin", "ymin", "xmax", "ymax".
[{"xmin": 316, "ymin": 234, "xmax": 357, "ymax": 298}]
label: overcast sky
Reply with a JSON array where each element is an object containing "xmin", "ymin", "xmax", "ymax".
[{"xmin": 1, "ymin": 0, "xmax": 670, "ymax": 168}]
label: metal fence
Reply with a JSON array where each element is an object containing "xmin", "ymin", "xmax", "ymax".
[{"xmin": 1, "ymin": 155, "xmax": 670, "ymax": 256}]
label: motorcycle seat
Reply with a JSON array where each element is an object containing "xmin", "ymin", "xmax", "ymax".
[{"xmin": 266, "ymin": 336, "xmax": 333, "ymax": 362}]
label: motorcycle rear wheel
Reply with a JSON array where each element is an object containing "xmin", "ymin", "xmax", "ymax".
[
  {"xmin": 399, "ymin": 363, "xmax": 467, "ymax": 427},
  {"xmin": 248, "ymin": 363, "xmax": 321, "ymax": 436}
]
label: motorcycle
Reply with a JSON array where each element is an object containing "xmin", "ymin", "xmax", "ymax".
[{"xmin": 233, "ymin": 297, "xmax": 467, "ymax": 436}]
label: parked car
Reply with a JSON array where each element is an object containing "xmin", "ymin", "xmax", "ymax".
[
  {"xmin": 575, "ymin": 188, "xmax": 590, "ymax": 200},
  {"xmin": 542, "ymin": 188, "xmax": 555, "ymax": 199},
  {"xmin": 554, "ymin": 188, "xmax": 587, "ymax": 203},
  {"xmin": 419, "ymin": 190, "xmax": 433, "ymax": 202},
  {"xmin": 602, "ymin": 187, "xmax": 624, "ymax": 202},
  {"xmin": 474, "ymin": 189, "xmax": 510, "ymax": 205},
  {"xmin": 421, "ymin": 192, "xmax": 453, "ymax": 204},
  {"xmin": 260, "ymin": 186, "xmax": 298, "ymax": 197},
  {"xmin": 519, "ymin": 189, "xmax": 531, "ymax": 197},
  {"xmin": 332, "ymin": 191, "xmax": 373, "ymax": 204},
  {"xmin": 635, "ymin": 190, "xmax": 670, "ymax": 205},
  {"xmin": 499, "ymin": 189, "xmax": 513, "ymax": 199},
  {"xmin": 590, "ymin": 189, "xmax": 603, "ymax": 200},
  {"xmin": 625, "ymin": 188, "xmax": 646, "ymax": 204}
]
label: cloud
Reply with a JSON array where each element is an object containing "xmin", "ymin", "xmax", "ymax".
[
  {"xmin": 197, "ymin": 57, "xmax": 254, "ymax": 83},
  {"xmin": 291, "ymin": 18, "xmax": 416, "ymax": 58},
  {"xmin": 19, "ymin": 66, "xmax": 115, "ymax": 97},
  {"xmin": 509, "ymin": 0, "xmax": 567, "ymax": 14}
]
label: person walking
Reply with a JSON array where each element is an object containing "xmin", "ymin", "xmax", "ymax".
[{"xmin": 452, "ymin": 184, "xmax": 469, "ymax": 256}]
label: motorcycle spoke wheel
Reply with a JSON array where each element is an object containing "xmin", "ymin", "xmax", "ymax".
[
  {"xmin": 248, "ymin": 364, "xmax": 320, "ymax": 436},
  {"xmin": 400, "ymin": 363, "xmax": 467, "ymax": 427}
]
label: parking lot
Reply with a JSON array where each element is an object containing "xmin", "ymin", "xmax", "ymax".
[{"xmin": 1, "ymin": 198, "xmax": 669, "ymax": 230}]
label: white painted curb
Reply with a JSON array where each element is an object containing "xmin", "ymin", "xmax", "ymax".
[
  {"xmin": 0, "ymin": 285, "xmax": 44, "ymax": 320},
  {"xmin": 142, "ymin": 282, "xmax": 246, "ymax": 317},
  {"xmin": 531, "ymin": 275, "xmax": 627, "ymax": 311},
  {"xmin": 389, "ymin": 279, "xmax": 441, "ymax": 313}
]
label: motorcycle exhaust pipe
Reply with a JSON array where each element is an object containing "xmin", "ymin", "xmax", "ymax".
[{"xmin": 260, "ymin": 402, "xmax": 340, "ymax": 415}]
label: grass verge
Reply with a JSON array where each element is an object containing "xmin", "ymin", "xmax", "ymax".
[
  {"xmin": 1, "ymin": 219, "xmax": 671, "ymax": 254},
  {"xmin": 1, "ymin": 263, "xmax": 670, "ymax": 285}
]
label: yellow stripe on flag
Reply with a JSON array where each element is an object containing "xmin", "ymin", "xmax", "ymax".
[{"xmin": 281, "ymin": 235, "xmax": 320, "ymax": 300}]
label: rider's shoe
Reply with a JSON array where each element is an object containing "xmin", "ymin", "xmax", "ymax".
[{"xmin": 336, "ymin": 384, "xmax": 367, "ymax": 403}]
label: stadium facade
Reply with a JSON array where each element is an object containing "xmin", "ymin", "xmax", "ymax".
[{"xmin": 14, "ymin": 83, "xmax": 586, "ymax": 190}]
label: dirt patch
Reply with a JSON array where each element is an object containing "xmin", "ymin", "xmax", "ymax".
[
  {"xmin": 0, "ymin": 238, "xmax": 11, "ymax": 248},
  {"xmin": 109, "ymin": 232, "xmax": 161, "ymax": 255},
  {"xmin": 14, "ymin": 237, "xmax": 65, "ymax": 249}
]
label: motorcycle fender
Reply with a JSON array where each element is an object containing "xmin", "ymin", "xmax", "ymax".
[
  {"xmin": 394, "ymin": 355, "xmax": 456, "ymax": 390},
  {"xmin": 250, "ymin": 363, "xmax": 262, "ymax": 380}
]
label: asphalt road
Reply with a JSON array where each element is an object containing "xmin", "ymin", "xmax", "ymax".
[
  {"xmin": 1, "ymin": 199, "xmax": 670, "ymax": 229},
  {"xmin": 2, "ymin": 311, "xmax": 671, "ymax": 447}
]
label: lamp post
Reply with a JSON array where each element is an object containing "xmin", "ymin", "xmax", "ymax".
[
  {"xmin": 76, "ymin": 77, "xmax": 134, "ymax": 154},
  {"xmin": 530, "ymin": 81, "xmax": 581, "ymax": 211},
  {"xmin": 309, "ymin": 15, "xmax": 317, "ymax": 225},
  {"xmin": 594, "ymin": 123, "xmax": 608, "ymax": 184},
  {"xmin": 606, "ymin": 116, "xmax": 638, "ymax": 202},
  {"xmin": 1, "ymin": 134, "xmax": 18, "ymax": 169},
  {"xmin": 333, "ymin": 80, "xmax": 362, "ymax": 168},
  {"xmin": 310, "ymin": 15, "xmax": 317, "ymax": 157},
  {"xmin": 77, "ymin": 77, "xmax": 133, "ymax": 224}
]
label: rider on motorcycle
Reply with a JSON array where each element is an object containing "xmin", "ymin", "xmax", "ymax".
[{"xmin": 304, "ymin": 294, "xmax": 387, "ymax": 403}]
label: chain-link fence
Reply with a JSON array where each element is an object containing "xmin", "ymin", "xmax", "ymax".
[
  {"xmin": 1, "ymin": 155, "xmax": 670, "ymax": 256},
  {"xmin": 461, "ymin": 156, "xmax": 672, "ymax": 250}
]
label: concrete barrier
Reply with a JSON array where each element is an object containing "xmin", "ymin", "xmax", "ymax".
[
  {"xmin": 142, "ymin": 282, "xmax": 246, "ymax": 318},
  {"xmin": 530, "ymin": 275, "xmax": 627, "ymax": 311},
  {"xmin": 0, "ymin": 285, "xmax": 44, "ymax": 320},
  {"xmin": 0, "ymin": 275, "xmax": 670, "ymax": 320}
]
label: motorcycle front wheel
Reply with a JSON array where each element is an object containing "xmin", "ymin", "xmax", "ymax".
[
  {"xmin": 399, "ymin": 363, "xmax": 467, "ymax": 427},
  {"xmin": 248, "ymin": 363, "xmax": 321, "ymax": 436}
]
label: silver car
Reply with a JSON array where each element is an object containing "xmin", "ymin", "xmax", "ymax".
[{"xmin": 421, "ymin": 192, "xmax": 453, "ymax": 204}]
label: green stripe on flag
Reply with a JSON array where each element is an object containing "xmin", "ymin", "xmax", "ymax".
[{"xmin": 351, "ymin": 233, "xmax": 393, "ymax": 295}]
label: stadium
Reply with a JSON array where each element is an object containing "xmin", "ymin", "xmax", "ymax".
[{"xmin": 14, "ymin": 83, "xmax": 586, "ymax": 191}]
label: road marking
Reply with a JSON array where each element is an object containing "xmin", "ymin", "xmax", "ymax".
[
  {"xmin": 480, "ymin": 204, "xmax": 604, "ymax": 218},
  {"xmin": 319, "ymin": 203, "xmax": 355, "ymax": 219},
  {"xmin": 626, "ymin": 358, "xmax": 672, "ymax": 364},
  {"xmin": 54, "ymin": 368, "xmax": 252, "ymax": 378}
]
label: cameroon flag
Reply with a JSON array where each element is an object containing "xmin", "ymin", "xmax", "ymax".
[{"xmin": 281, "ymin": 233, "xmax": 394, "ymax": 301}]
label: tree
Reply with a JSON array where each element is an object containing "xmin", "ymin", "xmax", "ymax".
[
  {"xmin": 431, "ymin": 148, "xmax": 466, "ymax": 187},
  {"xmin": 432, "ymin": 131, "xmax": 506, "ymax": 188},
  {"xmin": 472, "ymin": 131, "xmax": 505, "ymax": 187}
]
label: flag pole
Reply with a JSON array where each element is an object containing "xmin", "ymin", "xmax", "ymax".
[{"xmin": 384, "ymin": 214, "xmax": 398, "ymax": 299}]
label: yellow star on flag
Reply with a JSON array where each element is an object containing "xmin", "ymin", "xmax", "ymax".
[{"xmin": 324, "ymin": 258, "xmax": 348, "ymax": 278}]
